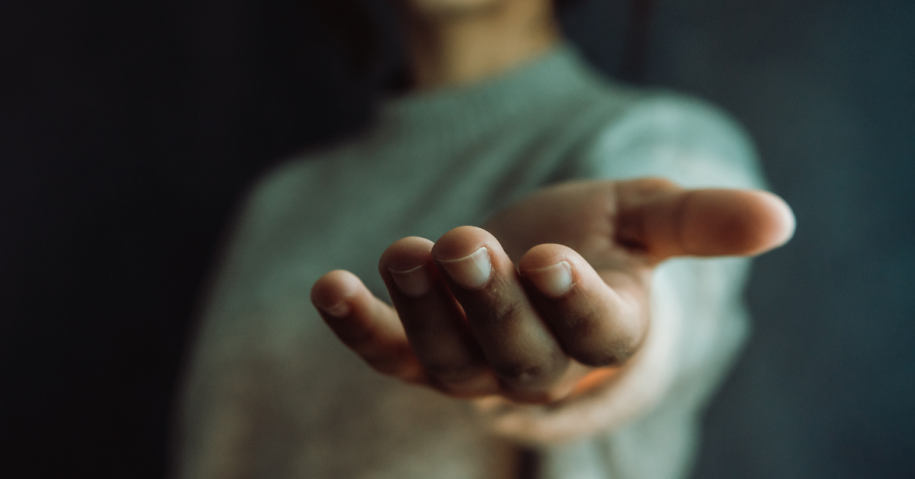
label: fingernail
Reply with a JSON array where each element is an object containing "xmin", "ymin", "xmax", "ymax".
[
  {"xmin": 389, "ymin": 264, "xmax": 432, "ymax": 298},
  {"xmin": 321, "ymin": 301, "xmax": 351, "ymax": 318},
  {"xmin": 438, "ymin": 247, "xmax": 492, "ymax": 290},
  {"xmin": 523, "ymin": 261, "xmax": 573, "ymax": 297}
]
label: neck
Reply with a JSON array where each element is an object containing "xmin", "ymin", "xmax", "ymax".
[{"xmin": 401, "ymin": 1, "xmax": 561, "ymax": 90}]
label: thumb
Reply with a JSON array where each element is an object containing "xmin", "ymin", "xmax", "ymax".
[{"xmin": 614, "ymin": 178, "xmax": 796, "ymax": 260}]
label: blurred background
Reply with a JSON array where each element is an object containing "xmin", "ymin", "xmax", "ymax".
[{"xmin": 1, "ymin": 0, "xmax": 912, "ymax": 478}]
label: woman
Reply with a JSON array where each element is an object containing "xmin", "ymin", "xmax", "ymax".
[{"xmin": 174, "ymin": 0, "xmax": 794, "ymax": 477}]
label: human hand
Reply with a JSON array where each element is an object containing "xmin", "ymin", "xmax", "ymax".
[{"xmin": 310, "ymin": 178, "xmax": 795, "ymax": 404}]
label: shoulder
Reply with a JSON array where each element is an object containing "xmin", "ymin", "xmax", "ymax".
[
  {"xmin": 219, "ymin": 140, "xmax": 363, "ymax": 254},
  {"xmin": 573, "ymin": 88, "xmax": 766, "ymax": 190},
  {"xmin": 594, "ymin": 91, "xmax": 756, "ymax": 159}
]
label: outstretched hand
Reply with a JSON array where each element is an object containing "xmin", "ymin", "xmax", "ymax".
[{"xmin": 311, "ymin": 178, "xmax": 795, "ymax": 404}]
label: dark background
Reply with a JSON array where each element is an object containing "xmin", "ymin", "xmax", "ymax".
[{"xmin": 1, "ymin": 0, "xmax": 913, "ymax": 478}]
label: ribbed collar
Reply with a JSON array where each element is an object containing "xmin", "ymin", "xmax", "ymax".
[{"xmin": 370, "ymin": 43, "xmax": 602, "ymax": 148}]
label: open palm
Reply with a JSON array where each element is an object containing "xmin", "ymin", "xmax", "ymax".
[{"xmin": 311, "ymin": 178, "xmax": 795, "ymax": 405}]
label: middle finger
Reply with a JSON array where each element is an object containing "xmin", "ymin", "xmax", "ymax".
[{"xmin": 432, "ymin": 226, "xmax": 570, "ymax": 402}]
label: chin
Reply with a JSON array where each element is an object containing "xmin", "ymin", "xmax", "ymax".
[{"xmin": 401, "ymin": 0, "xmax": 506, "ymax": 16}]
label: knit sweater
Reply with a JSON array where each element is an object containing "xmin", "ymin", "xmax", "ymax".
[{"xmin": 173, "ymin": 44, "xmax": 766, "ymax": 479}]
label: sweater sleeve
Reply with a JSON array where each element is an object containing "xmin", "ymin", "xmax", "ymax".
[{"xmin": 473, "ymin": 95, "xmax": 765, "ymax": 462}]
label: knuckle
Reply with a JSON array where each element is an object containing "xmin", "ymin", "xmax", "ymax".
[
  {"xmin": 556, "ymin": 308, "xmax": 642, "ymax": 366},
  {"xmin": 487, "ymin": 297, "xmax": 526, "ymax": 327},
  {"xmin": 493, "ymin": 361, "xmax": 546, "ymax": 385},
  {"xmin": 560, "ymin": 308, "xmax": 603, "ymax": 337}
]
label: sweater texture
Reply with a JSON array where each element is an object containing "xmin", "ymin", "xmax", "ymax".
[{"xmin": 174, "ymin": 44, "xmax": 766, "ymax": 479}]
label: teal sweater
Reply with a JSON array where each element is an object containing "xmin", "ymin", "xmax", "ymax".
[{"xmin": 175, "ymin": 44, "xmax": 765, "ymax": 479}]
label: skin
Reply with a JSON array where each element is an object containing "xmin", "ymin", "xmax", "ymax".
[
  {"xmin": 310, "ymin": 0, "xmax": 797, "ymax": 407},
  {"xmin": 312, "ymin": 180, "xmax": 795, "ymax": 405},
  {"xmin": 393, "ymin": 0, "xmax": 561, "ymax": 89}
]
